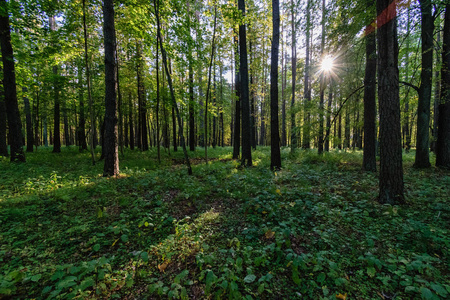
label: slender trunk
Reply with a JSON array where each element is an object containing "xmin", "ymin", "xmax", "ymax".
[
  {"xmin": 50, "ymin": 16, "xmax": 61, "ymax": 153},
  {"xmin": 137, "ymin": 42, "xmax": 148, "ymax": 151},
  {"xmin": 414, "ymin": 0, "xmax": 433, "ymax": 168},
  {"xmin": 156, "ymin": 36, "xmax": 161, "ymax": 161},
  {"xmin": 154, "ymin": 0, "xmax": 192, "ymax": 175},
  {"xmin": 302, "ymin": 0, "xmax": 311, "ymax": 149},
  {"xmin": 116, "ymin": 44, "xmax": 124, "ymax": 156},
  {"xmin": 281, "ymin": 22, "xmax": 286, "ymax": 147},
  {"xmin": 83, "ymin": 0, "xmax": 96, "ymax": 164},
  {"xmin": 188, "ymin": 55, "xmax": 195, "ymax": 151},
  {"xmin": 0, "ymin": 79, "xmax": 8, "ymax": 156},
  {"xmin": 23, "ymin": 87, "xmax": 33, "ymax": 152},
  {"xmin": 318, "ymin": 0, "xmax": 325, "ymax": 154},
  {"xmin": 325, "ymin": 88, "xmax": 332, "ymax": 152},
  {"xmin": 431, "ymin": 19, "xmax": 441, "ymax": 153},
  {"xmin": 0, "ymin": 1, "xmax": 25, "ymax": 161},
  {"xmin": 34, "ymin": 88, "xmax": 39, "ymax": 149},
  {"xmin": 270, "ymin": 0, "xmax": 281, "ymax": 169},
  {"xmin": 436, "ymin": 4, "xmax": 450, "ymax": 169},
  {"xmin": 239, "ymin": 0, "xmax": 252, "ymax": 166},
  {"xmin": 204, "ymin": 4, "xmax": 217, "ymax": 162},
  {"xmin": 291, "ymin": 0, "xmax": 297, "ymax": 151},
  {"xmin": 129, "ymin": 92, "xmax": 134, "ymax": 150},
  {"xmin": 363, "ymin": 14, "xmax": 377, "ymax": 171},
  {"xmin": 77, "ymin": 64, "xmax": 87, "ymax": 151},
  {"xmin": 232, "ymin": 28, "xmax": 241, "ymax": 159}
]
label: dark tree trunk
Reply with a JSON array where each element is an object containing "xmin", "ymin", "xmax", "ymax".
[
  {"xmin": 325, "ymin": 88, "xmax": 332, "ymax": 152},
  {"xmin": 77, "ymin": 64, "xmax": 87, "ymax": 151},
  {"xmin": 0, "ymin": 82, "xmax": 8, "ymax": 156},
  {"xmin": 436, "ymin": 4, "xmax": 450, "ymax": 169},
  {"xmin": 188, "ymin": 57, "xmax": 195, "ymax": 151},
  {"xmin": 344, "ymin": 109, "xmax": 350, "ymax": 149},
  {"xmin": 128, "ymin": 92, "xmax": 134, "ymax": 150},
  {"xmin": 414, "ymin": 0, "xmax": 433, "ymax": 168},
  {"xmin": 431, "ymin": 19, "xmax": 441, "ymax": 153},
  {"xmin": 23, "ymin": 87, "xmax": 33, "ymax": 152},
  {"xmin": 116, "ymin": 45, "xmax": 124, "ymax": 156},
  {"xmin": 281, "ymin": 51, "xmax": 287, "ymax": 147},
  {"xmin": 238, "ymin": 0, "xmax": 252, "ymax": 166},
  {"xmin": 49, "ymin": 16, "xmax": 61, "ymax": 153},
  {"xmin": 34, "ymin": 89, "xmax": 39, "ymax": 149},
  {"xmin": 290, "ymin": 0, "xmax": 297, "ymax": 151},
  {"xmin": 63, "ymin": 99, "xmax": 70, "ymax": 146},
  {"xmin": 302, "ymin": 0, "xmax": 311, "ymax": 149},
  {"xmin": 232, "ymin": 29, "xmax": 241, "ymax": 159},
  {"xmin": 318, "ymin": 0, "xmax": 325, "ymax": 155},
  {"xmin": 377, "ymin": 0, "xmax": 404, "ymax": 204},
  {"xmin": 172, "ymin": 105, "xmax": 177, "ymax": 151},
  {"xmin": 212, "ymin": 66, "xmax": 217, "ymax": 148},
  {"xmin": 83, "ymin": 0, "xmax": 96, "ymax": 164},
  {"xmin": 137, "ymin": 43, "xmax": 148, "ymax": 151},
  {"xmin": 270, "ymin": 0, "xmax": 281, "ymax": 170},
  {"xmin": 0, "ymin": 1, "xmax": 24, "ymax": 161},
  {"xmin": 363, "ymin": 20, "xmax": 377, "ymax": 171},
  {"xmin": 249, "ymin": 42, "xmax": 256, "ymax": 150},
  {"xmin": 102, "ymin": 0, "xmax": 119, "ymax": 176},
  {"xmin": 156, "ymin": 37, "xmax": 161, "ymax": 161}
]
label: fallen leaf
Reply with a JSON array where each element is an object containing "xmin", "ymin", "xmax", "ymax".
[
  {"xmin": 336, "ymin": 293, "xmax": 347, "ymax": 300},
  {"xmin": 158, "ymin": 262, "xmax": 169, "ymax": 273},
  {"xmin": 265, "ymin": 230, "xmax": 275, "ymax": 239}
]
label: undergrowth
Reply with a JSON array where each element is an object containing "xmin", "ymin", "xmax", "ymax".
[{"xmin": 0, "ymin": 146, "xmax": 448, "ymax": 299}]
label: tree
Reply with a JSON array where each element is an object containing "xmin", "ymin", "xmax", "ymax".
[
  {"xmin": 0, "ymin": 0, "xmax": 25, "ymax": 162},
  {"xmin": 270, "ymin": 0, "xmax": 281, "ymax": 170},
  {"xmin": 363, "ymin": 1, "xmax": 377, "ymax": 172},
  {"xmin": 302, "ymin": 0, "xmax": 311, "ymax": 149},
  {"xmin": 414, "ymin": 0, "xmax": 434, "ymax": 168},
  {"xmin": 50, "ymin": 15, "xmax": 61, "ymax": 153},
  {"xmin": 377, "ymin": 0, "xmax": 404, "ymax": 204},
  {"xmin": 23, "ymin": 87, "xmax": 33, "ymax": 152},
  {"xmin": 436, "ymin": 3, "xmax": 450, "ymax": 169},
  {"xmin": 232, "ymin": 28, "xmax": 240, "ymax": 159},
  {"xmin": 318, "ymin": 0, "xmax": 326, "ymax": 155},
  {"xmin": 102, "ymin": 0, "xmax": 119, "ymax": 176},
  {"xmin": 0, "ymin": 88, "xmax": 7, "ymax": 156},
  {"xmin": 290, "ymin": 0, "xmax": 297, "ymax": 151}
]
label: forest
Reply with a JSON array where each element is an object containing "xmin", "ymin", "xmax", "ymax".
[{"xmin": 0, "ymin": 0, "xmax": 449, "ymax": 298}]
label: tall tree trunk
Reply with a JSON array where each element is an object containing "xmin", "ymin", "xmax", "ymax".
[
  {"xmin": 0, "ymin": 0, "xmax": 25, "ymax": 161},
  {"xmin": 239, "ymin": 0, "xmax": 252, "ymax": 166},
  {"xmin": 137, "ymin": 42, "xmax": 148, "ymax": 151},
  {"xmin": 302, "ymin": 0, "xmax": 311, "ymax": 149},
  {"xmin": 102, "ymin": 0, "xmax": 119, "ymax": 176},
  {"xmin": 77, "ymin": 64, "xmax": 87, "ymax": 151},
  {"xmin": 344, "ymin": 109, "xmax": 350, "ymax": 149},
  {"xmin": 281, "ymin": 23, "xmax": 287, "ymax": 147},
  {"xmin": 116, "ymin": 44, "xmax": 124, "ymax": 156},
  {"xmin": 249, "ymin": 41, "xmax": 256, "ymax": 150},
  {"xmin": 83, "ymin": 0, "xmax": 96, "ymax": 164},
  {"xmin": 414, "ymin": 0, "xmax": 433, "ymax": 168},
  {"xmin": 318, "ymin": 0, "xmax": 325, "ymax": 155},
  {"xmin": 34, "ymin": 88, "xmax": 39, "ymax": 149},
  {"xmin": 232, "ymin": 28, "xmax": 241, "ymax": 159},
  {"xmin": 172, "ymin": 105, "xmax": 177, "ymax": 151},
  {"xmin": 363, "ymin": 18, "xmax": 377, "ymax": 171},
  {"xmin": 188, "ymin": 56, "xmax": 195, "ymax": 151},
  {"xmin": 154, "ymin": 0, "xmax": 192, "ymax": 175},
  {"xmin": 204, "ymin": 4, "xmax": 217, "ymax": 162},
  {"xmin": 50, "ymin": 16, "xmax": 61, "ymax": 153},
  {"xmin": 156, "ymin": 36, "xmax": 161, "ymax": 161},
  {"xmin": 431, "ymin": 18, "xmax": 441, "ymax": 153},
  {"xmin": 212, "ymin": 63, "xmax": 217, "ymax": 148},
  {"xmin": 403, "ymin": 9, "xmax": 411, "ymax": 152},
  {"xmin": 290, "ymin": 0, "xmax": 297, "ymax": 151},
  {"xmin": 325, "ymin": 87, "xmax": 332, "ymax": 152},
  {"xmin": 23, "ymin": 87, "xmax": 33, "ymax": 152},
  {"xmin": 0, "ymin": 79, "xmax": 8, "ymax": 156},
  {"xmin": 436, "ymin": 4, "xmax": 450, "ymax": 169},
  {"xmin": 128, "ymin": 92, "xmax": 134, "ymax": 150},
  {"xmin": 270, "ymin": 0, "xmax": 281, "ymax": 170},
  {"xmin": 377, "ymin": 0, "xmax": 404, "ymax": 204}
]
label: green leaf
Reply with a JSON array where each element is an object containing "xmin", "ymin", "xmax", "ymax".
[
  {"xmin": 30, "ymin": 274, "xmax": 42, "ymax": 282},
  {"xmin": 174, "ymin": 270, "xmax": 189, "ymax": 284},
  {"xmin": 430, "ymin": 284, "xmax": 448, "ymax": 296},
  {"xmin": 93, "ymin": 244, "xmax": 100, "ymax": 252},
  {"xmin": 141, "ymin": 251, "xmax": 149, "ymax": 262},
  {"xmin": 79, "ymin": 277, "xmax": 95, "ymax": 291},
  {"xmin": 258, "ymin": 283, "xmax": 265, "ymax": 293},
  {"xmin": 367, "ymin": 267, "xmax": 376, "ymax": 277},
  {"xmin": 244, "ymin": 274, "xmax": 256, "ymax": 283},
  {"xmin": 420, "ymin": 287, "xmax": 433, "ymax": 300},
  {"xmin": 317, "ymin": 272, "xmax": 326, "ymax": 283},
  {"xmin": 56, "ymin": 276, "xmax": 77, "ymax": 289},
  {"xmin": 121, "ymin": 234, "xmax": 128, "ymax": 242}
]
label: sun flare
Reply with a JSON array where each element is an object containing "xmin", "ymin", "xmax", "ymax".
[{"xmin": 321, "ymin": 56, "xmax": 334, "ymax": 72}]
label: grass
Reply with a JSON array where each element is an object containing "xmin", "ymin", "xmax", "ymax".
[{"xmin": 0, "ymin": 146, "xmax": 449, "ymax": 299}]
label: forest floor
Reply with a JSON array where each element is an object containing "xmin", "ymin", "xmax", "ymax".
[{"xmin": 0, "ymin": 146, "xmax": 449, "ymax": 299}]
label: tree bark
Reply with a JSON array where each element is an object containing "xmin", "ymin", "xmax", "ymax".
[
  {"xmin": 318, "ymin": 0, "xmax": 325, "ymax": 155},
  {"xmin": 290, "ymin": 0, "xmax": 297, "ymax": 151},
  {"xmin": 414, "ymin": 0, "xmax": 433, "ymax": 168},
  {"xmin": 49, "ymin": 16, "xmax": 61, "ymax": 153},
  {"xmin": 0, "ymin": 84, "xmax": 8, "ymax": 156},
  {"xmin": 270, "ymin": 0, "xmax": 281, "ymax": 170},
  {"xmin": 363, "ymin": 18, "xmax": 377, "ymax": 171},
  {"xmin": 77, "ymin": 63, "xmax": 87, "ymax": 151},
  {"xmin": 0, "ymin": 0, "xmax": 25, "ymax": 161},
  {"xmin": 436, "ymin": 4, "xmax": 450, "ymax": 169},
  {"xmin": 302, "ymin": 0, "xmax": 311, "ymax": 149},
  {"xmin": 23, "ymin": 87, "xmax": 33, "ymax": 152},
  {"xmin": 377, "ymin": 0, "xmax": 404, "ymax": 204},
  {"xmin": 238, "ymin": 0, "xmax": 252, "ymax": 166},
  {"xmin": 102, "ymin": 0, "xmax": 119, "ymax": 176},
  {"xmin": 232, "ymin": 28, "xmax": 241, "ymax": 159}
]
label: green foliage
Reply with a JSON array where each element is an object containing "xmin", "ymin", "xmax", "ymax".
[{"xmin": 0, "ymin": 147, "xmax": 448, "ymax": 299}]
